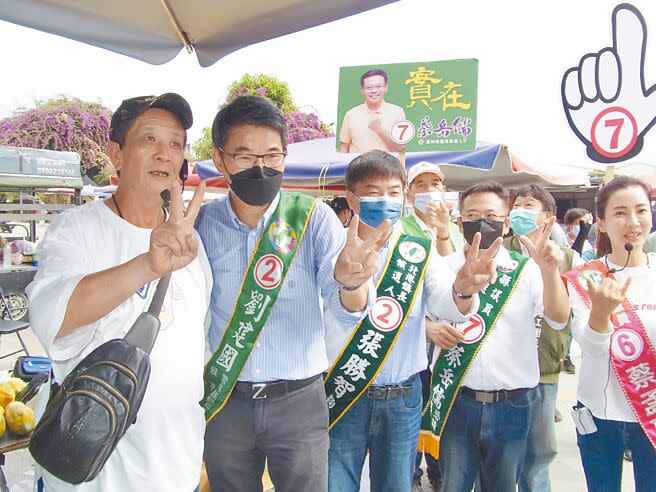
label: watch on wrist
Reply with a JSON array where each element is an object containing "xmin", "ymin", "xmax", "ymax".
[{"xmin": 452, "ymin": 284, "xmax": 473, "ymax": 300}]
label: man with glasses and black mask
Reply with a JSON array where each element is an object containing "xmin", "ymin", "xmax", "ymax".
[
  {"xmin": 195, "ymin": 96, "xmax": 391, "ymax": 492},
  {"xmin": 421, "ymin": 182, "xmax": 570, "ymax": 492}
]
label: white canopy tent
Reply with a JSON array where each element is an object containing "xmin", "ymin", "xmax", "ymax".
[{"xmin": 0, "ymin": 0, "xmax": 394, "ymax": 67}]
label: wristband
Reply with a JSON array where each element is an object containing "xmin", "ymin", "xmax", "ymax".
[
  {"xmin": 336, "ymin": 279, "xmax": 363, "ymax": 291},
  {"xmin": 452, "ymin": 284, "xmax": 473, "ymax": 300}
]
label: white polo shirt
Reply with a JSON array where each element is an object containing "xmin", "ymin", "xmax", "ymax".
[{"xmin": 444, "ymin": 247, "xmax": 567, "ymax": 391}]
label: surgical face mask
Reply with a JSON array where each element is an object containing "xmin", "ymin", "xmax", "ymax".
[
  {"xmin": 357, "ymin": 195, "xmax": 404, "ymax": 228},
  {"xmin": 568, "ymin": 225, "xmax": 581, "ymax": 236},
  {"xmin": 413, "ymin": 191, "xmax": 443, "ymax": 213},
  {"xmin": 228, "ymin": 166, "xmax": 283, "ymax": 206},
  {"xmin": 509, "ymin": 208, "xmax": 541, "ymax": 236},
  {"xmin": 462, "ymin": 219, "xmax": 505, "ymax": 249}
]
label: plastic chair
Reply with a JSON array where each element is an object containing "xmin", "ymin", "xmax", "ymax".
[{"xmin": 0, "ymin": 285, "xmax": 30, "ymax": 359}]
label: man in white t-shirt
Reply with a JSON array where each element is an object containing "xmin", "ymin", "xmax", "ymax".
[
  {"xmin": 27, "ymin": 93, "xmax": 211, "ymax": 492},
  {"xmin": 339, "ymin": 69, "xmax": 406, "ymax": 153}
]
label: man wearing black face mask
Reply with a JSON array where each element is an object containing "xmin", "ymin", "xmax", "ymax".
[
  {"xmin": 424, "ymin": 182, "xmax": 571, "ymax": 492},
  {"xmin": 195, "ymin": 96, "xmax": 392, "ymax": 492}
]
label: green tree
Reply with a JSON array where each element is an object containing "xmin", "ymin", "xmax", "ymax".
[
  {"xmin": 192, "ymin": 74, "xmax": 334, "ymax": 158},
  {"xmin": 227, "ymin": 74, "xmax": 297, "ymax": 113},
  {"xmin": 192, "ymin": 127, "xmax": 213, "ymax": 161}
]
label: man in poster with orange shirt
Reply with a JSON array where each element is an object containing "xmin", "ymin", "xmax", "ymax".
[{"xmin": 339, "ymin": 69, "xmax": 406, "ymax": 153}]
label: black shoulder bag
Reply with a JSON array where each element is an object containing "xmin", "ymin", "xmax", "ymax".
[{"xmin": 29, "ymin": 273, "xmax": 171, "ymax": 484}]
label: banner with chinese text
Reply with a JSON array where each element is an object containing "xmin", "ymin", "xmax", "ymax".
[{"xmin": 336, "ymin": 59, "xmax": 478, "ymax": 153}]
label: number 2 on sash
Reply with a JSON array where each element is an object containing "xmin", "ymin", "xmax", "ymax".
[
  {"xmin": 262, "ymin": 258, "xmax": 278, "ymax": 284},
  {"xmin": 376, "ymin": 302, "xmax": 393, "ymax": 325}
]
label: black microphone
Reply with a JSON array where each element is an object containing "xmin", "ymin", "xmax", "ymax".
[
  {"xmin": 160, "ymin": 189, "xmax": 171, "ymax": 208},
  {"xmin": 606, "ymin": 242, "xmax": 633, "ymax": 274}
]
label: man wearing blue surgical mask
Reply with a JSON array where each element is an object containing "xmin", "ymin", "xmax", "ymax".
[
  {"xmin": 505, "ymin": 185, "xmax": 583, "ymax": 492},
  {"xmin": 329, "ymin": 150, "xmax": 500, "ymax": 492}
]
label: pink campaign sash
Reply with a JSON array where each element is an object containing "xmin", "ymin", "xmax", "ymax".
[{"xmin": 564, "ymin": 261, "xmax": 656, "ymax": 450}]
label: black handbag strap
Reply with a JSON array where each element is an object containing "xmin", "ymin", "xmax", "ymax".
[
  {"xmin": 124, "ymin": 273, "xmax": 172, "ymax": 353},
  {"xmin": 146, "ymin": 273, "xmax": 171, "ymax": 316}
]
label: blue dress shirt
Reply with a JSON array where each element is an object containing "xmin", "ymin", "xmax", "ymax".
[{"xmin": 196, "ymin": 192, "xmax": 369, "ymax": 382}]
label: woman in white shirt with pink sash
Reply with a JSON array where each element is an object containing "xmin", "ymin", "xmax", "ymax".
[{"xmin": 565, "ymin": 176, "xmax": 656, "ymax": 492}]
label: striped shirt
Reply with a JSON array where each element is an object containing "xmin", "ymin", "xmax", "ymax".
[
  {"xmin": 195, "ymin": 192, "xmax": 370, "ymax": 382},
  {"xmin": 326, "ymin": 218, "xmax": 476, "ymax": 386}
]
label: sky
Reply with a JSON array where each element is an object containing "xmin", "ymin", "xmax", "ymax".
[{"xmin": 0, "ymin": 0, "xmax": 655, "ymax": 170}]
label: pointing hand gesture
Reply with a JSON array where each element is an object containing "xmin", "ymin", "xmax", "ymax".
[
  {"xmin": 147, "ymin": 180, "xmax": 206, "ymax": 277},
  {"xmin": 562, "ymin": 4, "xmax": 655, "ymax": 162},
  {"xmin": 334, "ymin": 215, "xmax": 392, "ymax": 289},
  {"xmin": 519, "ymin": 217, "xmax": 563, "ymax": 273}
]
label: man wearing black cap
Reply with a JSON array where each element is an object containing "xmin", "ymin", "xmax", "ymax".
[{"xmin": 27, "ymin": 93, "xmax": 211, "ymax": 491}]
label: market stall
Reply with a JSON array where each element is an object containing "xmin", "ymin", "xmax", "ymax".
[
  {"xmin": 194, "ymin": 137, "xmax": 591, "ymax": 195},
  {"xmin": 0, "ymin": 145, "xmax": 83, "ymax": 320}
]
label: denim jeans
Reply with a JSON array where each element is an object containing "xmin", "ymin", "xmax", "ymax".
[
  {"xmin": 576, "ymin": 404, "xmax": 656, "ymax": 492},
  {"xmin": 440, "ymin": 386, "xmax": 535, "ymax": 492},
  {"xmin": 328, "ymin": 373, "xmax": 422, "ymax": 492},
  {"xmin": 519, "ymin": 383, "xmax": 558, "ymax": 492}
]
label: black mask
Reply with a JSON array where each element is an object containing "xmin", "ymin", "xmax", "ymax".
[
  {"xmin": 462, "ymin": 219, "xmax": 505, "ymax": 249},
  {"xmin": 228, "ymin": 166, "xmax": 283, "ymax": 206}
]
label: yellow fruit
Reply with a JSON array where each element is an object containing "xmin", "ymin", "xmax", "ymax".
[
  {"xmin": 7, "ymin": 378, "xmax": 26, "ymax": 394},
  {"xmin": 0, "ymin": 383, "xmax": 15, "ymax": 408},
  {"xmin": 4, "ymin": 401, "xmax": 34, "ymax": 435},
  {"xmin": 0, "ymin": 415, "xmax": 5, "ymax": 438}
]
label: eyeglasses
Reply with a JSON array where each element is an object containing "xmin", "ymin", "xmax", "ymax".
[
  {"xmin": 364, "ymin": 84, "xmax": 385, "ymax": 91},
  {"xmin": 218, "ymin": 147, "xmax": 286, "ymax": 170},
  {"xmin": 461, "ymin": 211, "xmax": 505, "ymax": 222}
]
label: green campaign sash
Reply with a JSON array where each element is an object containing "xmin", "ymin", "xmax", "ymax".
[
  {"xmin": 418, "ymin": 250, "xmax": 528, "ymax": 458},
  {"xmin": 324, "ymin": 229, "xmax": 432, "ymax": 429},
  {"xmin": 202, "ymin": 191, "xmax": 317, "ymax": 422}
]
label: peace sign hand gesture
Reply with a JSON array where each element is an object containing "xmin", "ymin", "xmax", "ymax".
[
  {"xmin": 146, "ymin": 180, "xmax": 206, "ymax": 277},
  {"xmin": 453, "ymin": 232, "xmax": 503, "ymax": 297},
  {"xmin": 334, "ymin": 215, "xmax": 393, "ymax": 289},
  {"xmin": 519, "ymin": 217, "xmax": 563, "ymax": 273}
]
